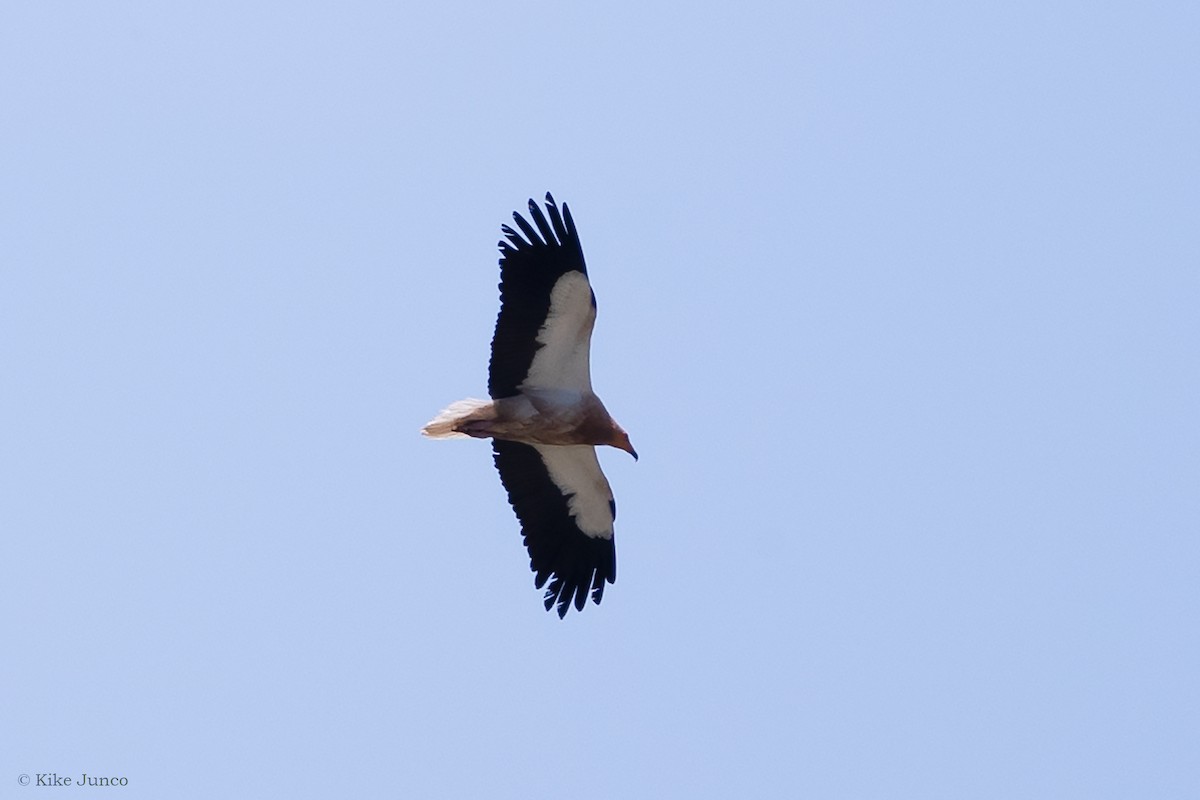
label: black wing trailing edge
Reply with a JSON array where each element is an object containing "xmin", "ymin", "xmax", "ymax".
[
  {"xmin": 488, "ymin": 193, "xmax": 587, "ymax": 399},
  {"xmin": 491, "ymin": 440, "xmax": 616, "ymax": 618}
]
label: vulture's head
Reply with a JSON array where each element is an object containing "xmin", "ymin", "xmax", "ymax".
[{"xmin": 611, "ymin": 425, "xmax": 638, "ymax": 461}]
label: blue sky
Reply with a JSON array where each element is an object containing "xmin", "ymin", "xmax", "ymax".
[{"xmin": 2, "ymin": 2, "xmax": 1197, "ymax": 798}]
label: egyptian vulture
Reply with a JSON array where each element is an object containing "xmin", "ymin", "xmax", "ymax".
[{"xmin": 423, "ymin": 193, "xmax": 636, "ymax": 618}]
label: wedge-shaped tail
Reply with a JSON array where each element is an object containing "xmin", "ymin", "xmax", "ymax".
[{"xmin": 421, "ymin": 398, "xmax": 494, "ymax": 439}]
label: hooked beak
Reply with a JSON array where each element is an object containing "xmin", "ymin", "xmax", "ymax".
[
  {"xmin": 614, "ymin": 434, "xmax": 638, "ymax": 461},
  {"xmin": 613, "ymin": 426, "xmax": 638, "ymax": 460}
]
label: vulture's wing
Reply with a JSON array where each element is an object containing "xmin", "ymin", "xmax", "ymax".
[
  {"xmin": 489, "ymin": 193, "xmax": 596, "ymax": 399},
  {"xmin": 492, "ymin": 440, "xmax": 617, "ymax": 617}
]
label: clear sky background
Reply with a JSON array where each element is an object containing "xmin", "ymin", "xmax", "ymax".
[{"xmin": 2, "ymin": 2, "xmax": 1197, "ymax": 798}]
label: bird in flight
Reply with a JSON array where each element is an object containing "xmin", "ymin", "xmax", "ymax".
[{"xmin": 423, "ymin": 193, "xmax": 636, "ymax": 618}]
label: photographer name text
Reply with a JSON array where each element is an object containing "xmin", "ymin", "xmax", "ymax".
[{"xmin": 29, "ymin": 774, "xmax": 128, "ymax": 788}]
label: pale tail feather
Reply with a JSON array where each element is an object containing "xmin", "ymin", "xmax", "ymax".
[{"xmin": 421, "ymin": 398, "xmax": 494, "ymax": 439}]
